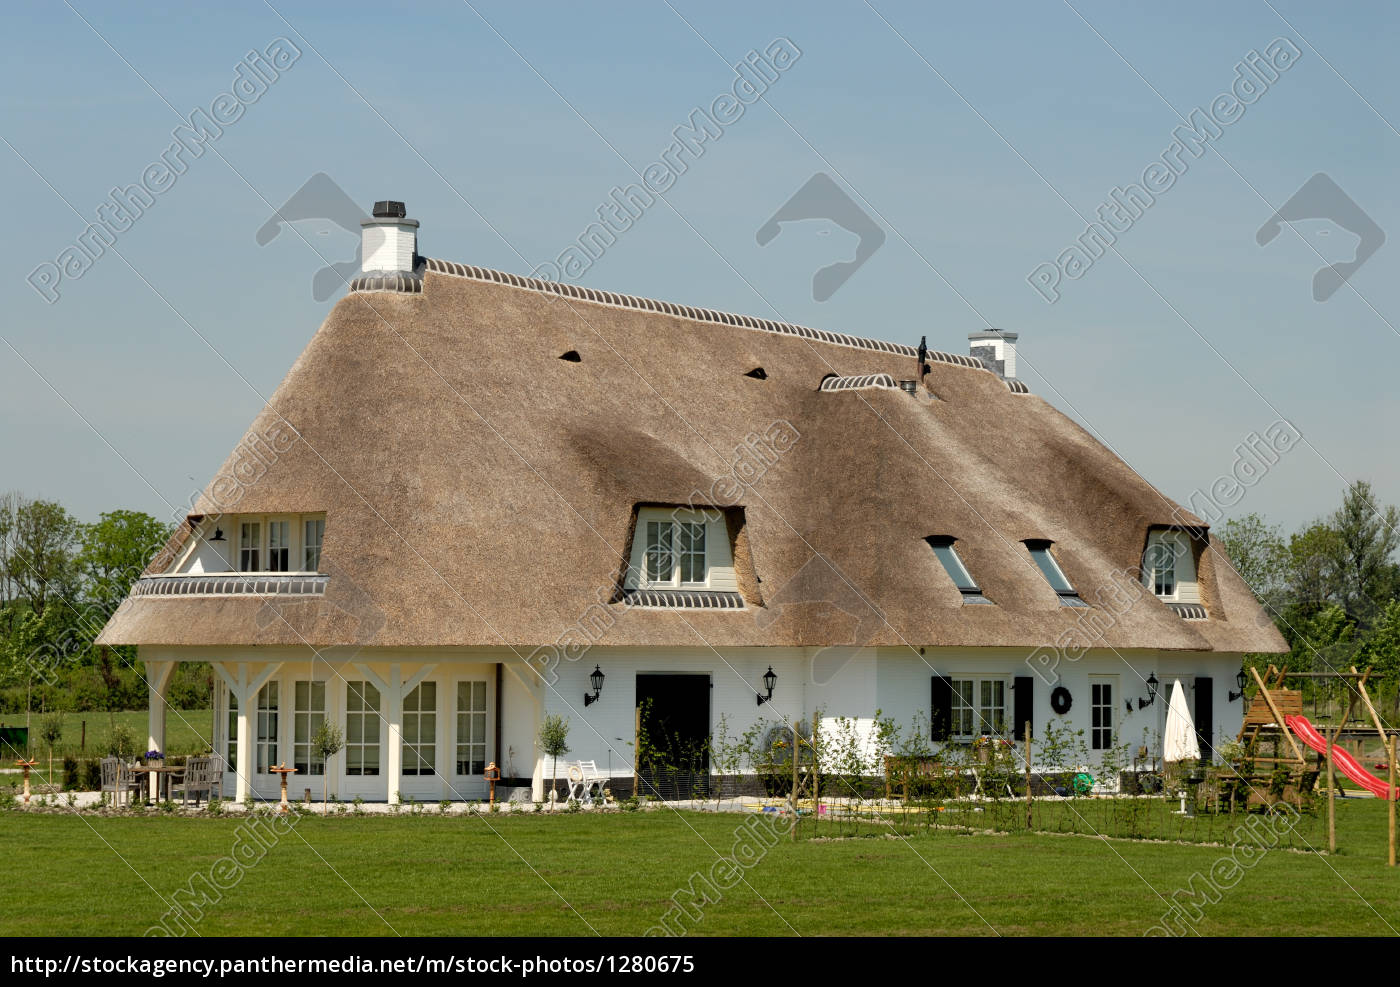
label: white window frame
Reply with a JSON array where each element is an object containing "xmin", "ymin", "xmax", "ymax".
[
  {"xmin": 344, "ymin": 680, "xmax": 381, "ymax": 778},
  {"xmin": 230, "ymin": 514, "xmax": 327, "ymax": 574},
  {"xmin": 292, "ymin": 680, "xmax": 327, "ymax": 776},
  {"xmin": 949, "ymin": 676, "xmax": 1009, "ymax": 741},
  {"xmin": 238, "ymin": 521, "xmax": 262, "ymax": 573},
  {"xmin": 636, "ymin": 508, "xmax": 714, "ymax": 589},
  {"xmin": 1143, "ymin": 532, "xmax": 1185, "ymax": 601},
  {"xmin": 255, "ymin": 681, "xmax": 279, "ymax": 774},
  {"xmin": 454, "ymin": 680, "xmax": 489, "ymax": 777},
  {"xmin": 303, "ymin": 518, "xmax": 325, "ymax": 572},
  {"xmin": 1090, "ymin": 676, "xmax": 1117, "ymax": 751},
  {"xmin": 402, "ymin": 682, "xmax": 438, "ymax": 777}
]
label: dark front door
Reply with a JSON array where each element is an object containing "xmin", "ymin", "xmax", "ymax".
[{"xmin": 636, "ymin": 674, "xmax": 711, "ymax": 800}]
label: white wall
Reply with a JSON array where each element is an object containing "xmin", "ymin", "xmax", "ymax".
[{"xmin": 145, "ymin": 642, "xmax": 1249, "ymax": 802}]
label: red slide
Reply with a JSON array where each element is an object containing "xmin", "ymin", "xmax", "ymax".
[{"xmin": 1285, "ymin": 714, "xmax": 1398, "ymax": 800}]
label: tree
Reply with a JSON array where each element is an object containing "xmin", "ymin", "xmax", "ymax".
[
  {"xmin": 312, "ymin": 722, "xmax": 345, "ymax": 809},
  {"xmin": 1285, "ymin": 522, "xmax": 1342, "ymax": 619},
  {"xmin": 538, "ymin": 714, "xmax": 571, "ymax": 810},
  {"xmin": 1358, "ymin": 599, "xmax": 1400, "ymax": 720},
  {"xmin": 77, "ymin": 511, "xmax": 171, "ymax": 618},
  {"xmin": 1325, "ymin": 481, "xmax": 1400, "ymax": 627},
  {"xmin": 9, "ymin": 499, "xmax": 79, "ymax": 619},
  {"xmin": 1218, "ymin": 513, "xmax": 1288, "ymax": 611}
]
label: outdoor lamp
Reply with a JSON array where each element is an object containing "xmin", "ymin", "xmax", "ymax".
[
  {"xmin": 756, "ymin": 666, "xmax": 777, "ymax": 706},
  {"xmin": 584, "ymin": 665, "xmax": 605, "ymax": 706},
  {"xmin": 210, "ymin": 527, "xmax": 226, "ymax": 541},
  {"xmin": 1229, "ymin": 666, "xmax": 1248, "ymax": 703},
  {"xmin": 1137, "ymin": 672, "xmax": 1160, "ymax": 710}
]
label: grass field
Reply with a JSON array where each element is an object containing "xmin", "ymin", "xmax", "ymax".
[
  {"xmin": 4, "ymin": 799, "xmax": 1399, "ymax": 936},
  {"xmin": 0, "ymin": 710, "xmax": 213, "ymax": 764}
]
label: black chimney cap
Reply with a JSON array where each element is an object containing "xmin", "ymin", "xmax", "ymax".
[{"xmin": 372, "ymin": 200, "xmax": 407, "ymax": 218}]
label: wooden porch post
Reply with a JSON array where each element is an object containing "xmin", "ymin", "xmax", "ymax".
[
  {"xmin": 235, "ymin": 665, "xmax": 254, "ymax": 804},
  {"xmin": 386, "ymin": 664, "xmax": 403, "ymax": 805},
  {"xmin": 144, "ymin": 661, "xmax": 175, "ymax": 800}
]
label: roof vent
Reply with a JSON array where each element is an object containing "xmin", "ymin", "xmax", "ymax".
[
  {"xmin": 559, "ymin": 350, "xmax": 581, "ymax": 362},
  {"xmin": 744, "ymin": 367, "xmax": 768, "ymax": 380},
  {"xmin": 899, "ymin": 379, "xmax": 918, "ymax": 395}
]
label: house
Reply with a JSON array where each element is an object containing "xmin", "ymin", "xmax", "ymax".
[{"xmin": 97, "ymin": 200, "xmax": 1287, "ymax": 803}]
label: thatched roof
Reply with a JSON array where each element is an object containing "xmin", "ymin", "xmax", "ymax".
[{"xmin": 99, "ymin": 259, "xmax": 1286, "ymax": 656}]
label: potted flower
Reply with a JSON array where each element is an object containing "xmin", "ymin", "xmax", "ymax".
[{"xmin": 143, "ymin": 749, "xmax": 164, "ymax": 766}]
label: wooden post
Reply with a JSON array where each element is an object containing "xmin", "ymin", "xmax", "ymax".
[
  {"xmin": 1024, "ymin": 721, "xmax": 1033, "ymax": 830},
  {"xmin": 1389, "ymin": 735, "xmax": 1396, "ymax": 868},
  {"xmin": 791, "ymin": 729, "xmax": 799, "ymax": 843},
  {"xmin": 1327, "ymin": 725, "xmax": 1337, "ymax": 855},
  {"xmin": 81, "ymin": 720, "xmax": 86, "ymax": 752}
]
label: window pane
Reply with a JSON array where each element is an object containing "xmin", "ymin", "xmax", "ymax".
[
  {"xmin": 267, "ymin": 521, "xmax": 290, "ymax": 572},
  {"xmin": 1028, "ymin": 545, "xmax": 1074, "ymax": 593},
  {"xmin": 680, "ymin": 522, "xmax": 706, "ymax": 583},
  {"xmin": 931, "ymin": 541, "xmax": 978, "ymax": 591},
  {"xmin": 645, "ymin": 521, "xmax": 674, "ymax": 584},
  {"xmin": 239, "ymin": 523, "xmax": 261, "ymax": 572},
  {"xmin": 303, "ymin": 519, "xmax": 324, "ymax": 571}
]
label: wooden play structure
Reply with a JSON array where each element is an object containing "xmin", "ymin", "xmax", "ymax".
[
  {"xmin": 1233, "ymin": 664, "xmax": 1394, "ymax": 810},
  {"xmin": 1230, "ymin": 665, "xmax": 1317, "ymax": 808}
]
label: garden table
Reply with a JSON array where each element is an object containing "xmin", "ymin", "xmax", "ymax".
[{"xmin": 131, "ymin": 764, "xmax": 184, "ymax": 802}]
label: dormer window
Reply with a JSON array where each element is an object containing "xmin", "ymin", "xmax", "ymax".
[
  {"xmin": 926, "ymin": 536, "xmax": 992, "ymax": 605},
  {"xmin": 1025, "ymin": 539, "xmax": 1088, "ymax": 608},
  {"xmin": 212, "ymin": 514, "xmax": 326, "ymax": 575},
  {"xmin": 1142, "ymin": 529, "xmax": 1199, "ymax": 606},
  {"xmin": 1145, "ymin": 540, "xmax": 1177, "ymax": 598},
  {"xmin": 642, "ymin": 513, "xmax": 708, "ymax": 587}
]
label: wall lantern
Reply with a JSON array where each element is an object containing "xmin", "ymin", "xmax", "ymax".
[
  {"xmin": 756, "ymin": 666, "xmax": 778, "ymax": 706},
  {"xmin": 210, "ymin": 527, "xmax": 226, "ymax": 542},
  {"xmin": 1229, "ymin": 666, "xmax": 1248, "ymax": 703},
  {"xmin": 584, "ymin": 665, "xmax": 605, "ymax": 706},
  {"xmin": 1137, "ymin": 672, "xmax": 1160, "ymax": 710}
]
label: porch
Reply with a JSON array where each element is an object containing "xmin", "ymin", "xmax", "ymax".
[{"xmin": 142, "ymin": 658, "xmax": 528, "ymax": 803}]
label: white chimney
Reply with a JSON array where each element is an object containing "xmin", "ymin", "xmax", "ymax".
[
  {"xmin": 360, "ymin": 200, "xmax": 419, "ymax": 274},
  {"xmin": 968, "ymin": 331, "xmax": 1018, "ymax": 380}
]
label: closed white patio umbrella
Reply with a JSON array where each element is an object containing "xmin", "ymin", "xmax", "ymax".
[{"xmin": 1162, "ymin": 678, "xmax": 1201, "ymax": 764}]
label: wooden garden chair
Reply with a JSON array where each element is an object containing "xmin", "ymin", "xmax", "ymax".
[{"xmin": 99, "ymin": 756, "xmax": 141, "ymax": 807}]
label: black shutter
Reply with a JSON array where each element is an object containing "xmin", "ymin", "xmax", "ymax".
[
  {"xmin": 931, "ymin": 675, "xmax": 952, "ymax": 741},
  {"xmin": 1013, "ymin": 676, "xmax": 1033, "ymax": 741},
  {"xmin": 1194, "ymin": 677, "xmax": 1213, "ymax": 762}
]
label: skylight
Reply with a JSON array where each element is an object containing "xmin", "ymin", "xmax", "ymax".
[
  {"xmin": 926, "ymin": 536, "xmax": 992, "ymax": 605},
  {"xmin": 1025, "ymin": 540, "xmax": 1088, "ymax": 607}
]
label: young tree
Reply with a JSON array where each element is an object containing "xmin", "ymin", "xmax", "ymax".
[
  {"xmin": 1325, "ymin": 481, "xmax": 1400, "ymax": 627},
  {"xmin": 538, "ymin": 714, "xmax": 571, "ymax": 810},
  {"xmin": 312, "ymin": 722, "xmax": 345, "ymax": 808}
]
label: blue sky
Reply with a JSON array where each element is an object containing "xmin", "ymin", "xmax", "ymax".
[{"xmin": 2, "ymin": 0, "xmax": 1396, "ymax": 534}]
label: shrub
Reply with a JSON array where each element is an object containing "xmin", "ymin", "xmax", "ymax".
[
  {"xmin": 62, "ymin": 756, "xmax": 79, "ymax": 791},
  {"xmin": 81, "ymin": 759, "xmax": 102, "ymax": 791}
]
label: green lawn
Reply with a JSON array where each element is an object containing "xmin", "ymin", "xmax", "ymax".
[
  {"xmin": 3, "ymin": 800, "xmax": 1399, "ymax": 936},
  {"xmin": 0, "ymin": 709, "xmax": 213, "ymax": 765}
]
